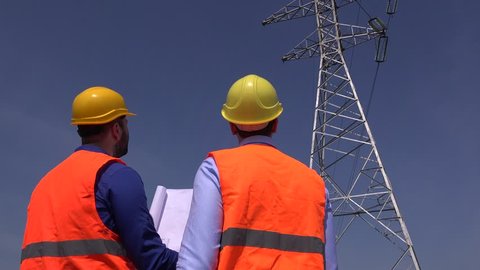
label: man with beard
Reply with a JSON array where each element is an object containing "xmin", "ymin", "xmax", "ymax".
[{"xmin": 21, "ymin": 87, "xmax": 177, "ymax": 270}]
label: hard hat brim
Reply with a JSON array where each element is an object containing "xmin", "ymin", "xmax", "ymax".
[
  {"xmin": 71, "ymin": 111, "xmax": 136, "ymax": 125},
  {"xmin": 221, "ymin": 106, "xmax": 283, "ymax": 125}
]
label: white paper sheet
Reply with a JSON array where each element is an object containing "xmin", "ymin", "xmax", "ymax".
[
  {"xmin": 149, "ymin": 186, "xmax": 193, "ymax": 252},
  {"xmin": 149, "ymin": 186, "xmax": 167, "ymax": 230}
]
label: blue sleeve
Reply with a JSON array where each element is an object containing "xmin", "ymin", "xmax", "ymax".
[
  {"xmin": 99, "ymin": 163, "xmax": 178, "ymax": 270},
  {"xmin": 325, "ymin": 188, "xmax": 338, "ymax": 270},
  {"xmin": 177, "ymin": 157, "xmax": 223, "ymax": 270}
]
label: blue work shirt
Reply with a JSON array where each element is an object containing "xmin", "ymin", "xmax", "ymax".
[
  {"xmin": 177, "ymin": 136, "xmax": 338, "ymax": 270},
  {"xmin": 76, "ymin": 145, "xmax": 178, "ymax": 270}
]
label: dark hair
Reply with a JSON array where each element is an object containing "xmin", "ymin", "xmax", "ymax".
[
  {"xmin": 77, "ymin": 125, "xmax": 106, "ymax": 138},
  {"xmin": 77, "ymin": 116, "xmax": 125, "ymax": 144},
  {"xmin": 237, "ymin": 120, "xmax": 275, "ymax": 138}
]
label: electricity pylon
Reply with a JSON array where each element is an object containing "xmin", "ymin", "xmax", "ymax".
[{"xmin": 263, "ymin": 1, "xmax": 420, "ymax": 269}]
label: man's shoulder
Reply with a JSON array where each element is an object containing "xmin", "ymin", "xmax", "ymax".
[
  {"xmin": 208, "ymin": 143, "xmax": 272, "ymax": 156},
  {"xmin": 276, "ymin": 150, "xmax": 308, "ymax": 167},
  {"xmin": 208, "ymin": 146, "xmax": 236, "ymax": 154},
  {"xmin": 273, "ymin": 150, "xmax": 322, "ymax": 176},
  {"xmin": 100, "ymin": 161, "xmax": 141, "ymax": 182}
]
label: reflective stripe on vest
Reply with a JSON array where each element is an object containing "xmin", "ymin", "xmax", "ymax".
[
  {"xmin": 21, "ymin": 239, "xmax": 127, "ymax": 262},
  {"xmin": 221, "ymin": 228, "xmax": 325, "ymax": 254}
]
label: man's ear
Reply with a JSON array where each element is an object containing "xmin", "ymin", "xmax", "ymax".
[
  {"xmin": 271, "ymin": 119, "xmax": 278, "ymax": 134},
  {"xmin": 229, "ymin": 123, "xmax": 238, "ymax": 135},
  {"xmin": 111, "ymin": 122, "xmax": 122, "ymax": 141}
]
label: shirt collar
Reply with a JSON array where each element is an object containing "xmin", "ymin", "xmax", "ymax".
[
  {"xmin": 75, "ymin": 144, "xmax": 109, "ymax": 154},
  {"xmin": 239, "ymin": 135, "xmax": 276, "ymax": 148}
]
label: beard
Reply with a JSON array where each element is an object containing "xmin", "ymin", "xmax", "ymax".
[{"xmin": 114, "ymin": 127, "xmax": 129, "ymax": 158}]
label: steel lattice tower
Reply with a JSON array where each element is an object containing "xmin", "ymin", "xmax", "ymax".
[{"xmin": 263, "ymin": 1, "xmax": 420, "ymax": 269}]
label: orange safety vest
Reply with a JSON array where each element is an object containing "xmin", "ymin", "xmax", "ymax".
[
  {"xmin": 21, "ymin": 150, "xmax": 135, "ymax": 270},
  {"xmin": 209, "ymin": 144, "xmax": 326, "ymax": 270}
]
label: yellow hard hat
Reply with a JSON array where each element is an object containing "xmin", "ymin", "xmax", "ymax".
[
  {"xmin": 71, "ymin": 86, "xmax": 135, "ymax": 125},
  {"xmin": 221, "ymin": 74, "xmax": 283, "ymax": 125}
]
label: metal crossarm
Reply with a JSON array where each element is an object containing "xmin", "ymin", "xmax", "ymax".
[{"xmin": 262, "ymin": 0, "xmax": 317, "ymax": 25}]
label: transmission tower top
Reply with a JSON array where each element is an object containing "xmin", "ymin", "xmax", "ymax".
[{"xmin": 263, "ymin": 1, "xmax": 420, "ymax": 269}]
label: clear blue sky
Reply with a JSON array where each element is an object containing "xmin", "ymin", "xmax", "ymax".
[{"xmin": 1, "ymin": 1, "xmax": 478, "ymax": 269}]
